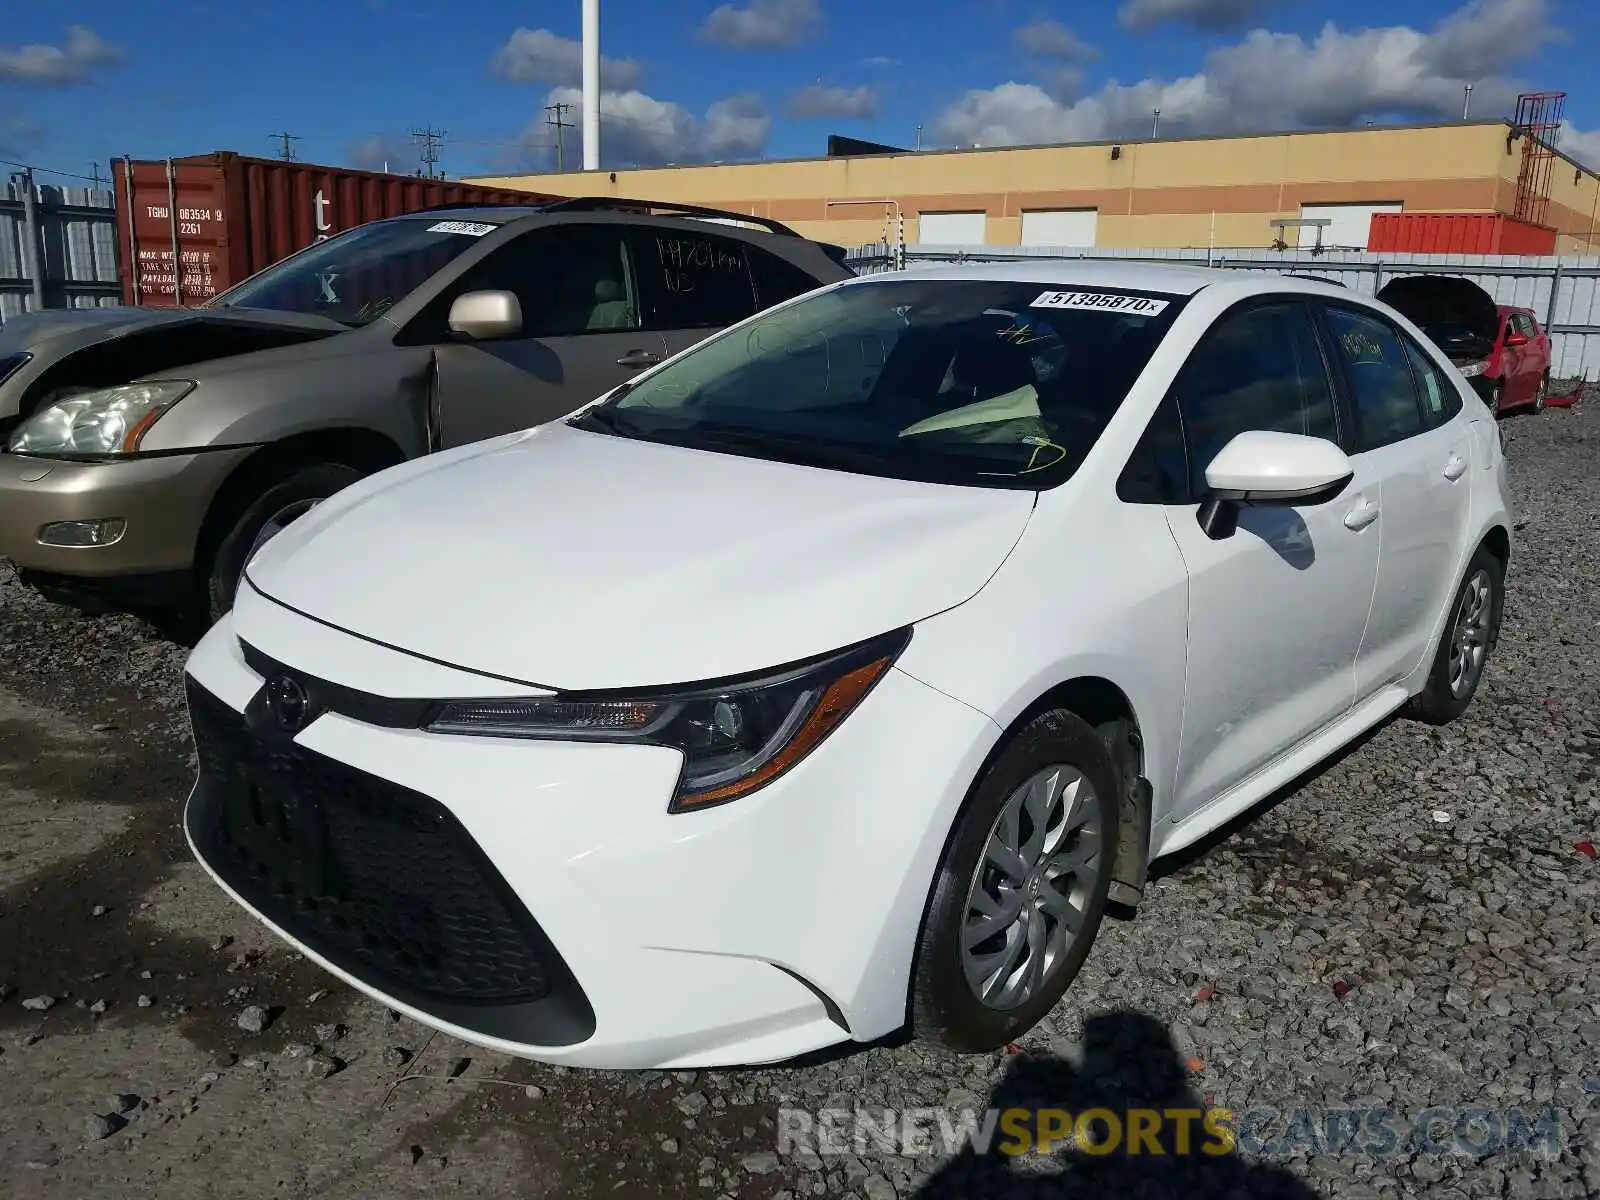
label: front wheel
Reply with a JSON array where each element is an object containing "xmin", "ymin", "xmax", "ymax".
[
  {"xmin": 203, "ymin": 463, "xmax": 365, "ymax": 624},
  {"xmin": 910, "ymin": 709, "xmax": 1119, "ymax": 1051},
  {"xmin": 1533, "ymin": 371, "xmax": 1549, "ymax": 412},
  {"xmin": 1405, "ymin": 546, "xmax": 1505, "ymax": 725}
]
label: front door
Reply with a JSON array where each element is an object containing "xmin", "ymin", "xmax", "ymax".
[
  {"xmin": 428, "ymin": 223, "xmax": 669, "ymax": 449},
  {"xmin": 1161, "ymin": 299, "xmax": 1381, "ymax": 820},
  {"xmin": 1318, "ymin": 303, "xmax": 1476, "ymax": 697},
  {"xmin": 629, "ymin": 226, "xmax": 770, "ymax": 362}
]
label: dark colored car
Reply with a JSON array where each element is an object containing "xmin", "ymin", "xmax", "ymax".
[{"xmin": 0, "ymin": 198, "xmax": 851, "ymax": 622}]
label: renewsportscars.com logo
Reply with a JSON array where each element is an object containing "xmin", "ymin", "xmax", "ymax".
[{"xmin": 776, "ymin": 1104, "xmax": 1566, "ymax": 1161}]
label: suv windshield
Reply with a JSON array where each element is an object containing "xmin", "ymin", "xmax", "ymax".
[
  {"xmin": 206, "ymin": 216, "xmax": 501, "ymax": 326},
  {"xmin": 577, "ymin": 276, "xmax": 1186, "ymax": 488}
]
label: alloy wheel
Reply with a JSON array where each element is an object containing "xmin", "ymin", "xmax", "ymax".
[
  {"xmin": 1534, "ymin": 375, "xmax": 1548, "ymax": 412},
  {"xmin": 960, "ymin": 765, "xmax": 1104, "ymax": 1010},
  {"xmin": 1448, "ymin": 568, "xmax": 1494, "ymax": 699}
]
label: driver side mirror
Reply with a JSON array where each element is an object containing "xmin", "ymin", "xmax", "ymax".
[
  {"xmin": 448, "ymin": 290, "xmax": 523, "ymax": 341},
  {"xmin": 1196, "ymin": 430, "xmax": 1354, "ymax": 540},
  {"xmin": 1503, "ymin": 330, "xmax": 1529, "ymax": 347}
]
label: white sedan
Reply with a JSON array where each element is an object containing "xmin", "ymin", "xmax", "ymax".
[{"xmin": 182, "ymin": 262, "xmax": 1512, "ymax": 1069}]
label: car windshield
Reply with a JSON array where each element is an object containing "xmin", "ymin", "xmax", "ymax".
[
  {"xmin": 575, "ymin": 276, "xmax": 1187, "ymax": 489},
  {"xmin": 205, "ymin": 216, "xmax": 500, "ymax": 326}
]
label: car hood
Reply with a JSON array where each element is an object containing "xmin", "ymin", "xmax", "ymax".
[
  {"xmin": 244, "ymin": 421, "xmax": 1037, "ymax": 691},
  {"xmin": 1377, "ymin": 275, "xmax": 1499, "ymax": 361},
  {"xmin": 0, "ymin": 304, "xmax": 346, "ymax": 355}
]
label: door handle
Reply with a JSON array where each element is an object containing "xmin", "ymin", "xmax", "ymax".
[
  {"xmin": 1343, "ymin": 498, "xmax": 1380, "ymax": 531},
  {"xmin": 1442, "ymin": 454, "xmax": 1468, "ymax": 481},
  {"xmin": 616, "ymin": 349, "xmax": 662, "ymax": 369}
]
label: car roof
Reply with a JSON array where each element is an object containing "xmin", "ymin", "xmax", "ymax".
[
  {"xmin": 848, "ymin": 258, "xmax": 1239, "ymax": 296},
  {"xmin": 394, "ymin": 206, "xmax": 541, "ymax": 224}
]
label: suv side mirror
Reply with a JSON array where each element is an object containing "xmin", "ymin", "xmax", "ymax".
[
  {"xmin": 1197, "ymin": 430, "xmax": 1354, "ymax": 540},
  {"xmin": 449, "ymin": 290, "xmax": 523, "ymax": 340},
  {"xmin": 1503, "ymin": 330, "xmax": 1529, "ymax": 347}
]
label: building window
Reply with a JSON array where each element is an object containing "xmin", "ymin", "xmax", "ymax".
[{"xmin": 1020, "ymin": 209, "xmax": 1098, "ymax": 247}]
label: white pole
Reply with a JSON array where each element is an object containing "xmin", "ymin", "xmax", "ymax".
[{"xmin": 582, "ymin": 0, "xmax": 601, "ymax": 170}]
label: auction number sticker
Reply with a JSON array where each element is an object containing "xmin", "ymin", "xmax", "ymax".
[
  {"xmin": 427, "ymin": 220, "xmax": 497, "ymax": 236},
  {"xmin": 1031, "ymin": 290, "xmax": 1170, "ymax": 315}
]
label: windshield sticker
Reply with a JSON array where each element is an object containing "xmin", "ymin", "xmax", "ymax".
[
  {"xmin": 1030, "ymin": 290, "xmax": 1170, "ymax": 315},
  {"xmin": 426, "ymin": 220, "xmax": 497, "ymax": 237}
]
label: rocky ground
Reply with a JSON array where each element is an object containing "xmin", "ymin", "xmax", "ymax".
[{"xmin": 1, "ymin": 394, "xmax": 1597, "ymax": 1199}]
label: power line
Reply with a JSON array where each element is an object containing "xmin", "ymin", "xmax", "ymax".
[
  {"xmin": 269, "ymin": 131, "xmax": 301, "ymax": 161},
  {"xmin": 411, "ymin": 127, "xmax": 446, "ymax": 178},
  {"xmin": 545, "ymin": 102, "xmax": 574, "ymax": 172},
  {"xmin": 0, "ymin": 156, "xmax": 108, "ymax": 185}
]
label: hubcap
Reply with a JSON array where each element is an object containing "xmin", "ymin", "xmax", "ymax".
[
  {"xmin": 1535, "ymin": 377, "xmax": 1548, "ymax": 410},
  {"xmin": 960, "ymin": 765, "xmax": 1103, "ymax": 1011},
  {"xmin": 1447, "ymin": 568, "xmax": 1493, "ymax": 699}
]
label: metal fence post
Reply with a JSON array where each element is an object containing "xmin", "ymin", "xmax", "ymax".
[
  {"xmin": 19, "ymin": 169, "xmax": 45, "ymax": 311},
  {"xmin": 1545, "ymin": 261, "xmax": 1563, "ymax": 335}
]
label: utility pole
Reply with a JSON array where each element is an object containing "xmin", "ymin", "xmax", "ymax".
[
  {"xmin": 582, "ymin": 0, "xmax": 600, "ymax": 169},
  {"xmin": 1151, "ymin": 108, "xmax": 1161, "ymax": 139},
  {"xmin": 1463, "ymin": 83, "xmax": 1474, "ymax": 120},
  {"xmin": 270, "ymin": 131, "xmax": 300, "ymax": 161},
  {"xmin": 546, "ymin": 102, "xmax": 575, "ymax": 171},
  {"xmin": 411, "ymin": 127, "xmax": 445, "ymax": 178}
]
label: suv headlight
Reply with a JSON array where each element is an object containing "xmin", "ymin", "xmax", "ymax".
[
  {"xmin": 425, "ymin": 628, "xmax": 911, "ymax": 811},
  {"xmin": 7, "ymin": 381, "xmax": 195, "ymax": 456}
]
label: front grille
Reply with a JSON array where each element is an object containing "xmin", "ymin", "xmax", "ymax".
[{"xmin": 184, "ymin": 678, "xmax": 595, "ymax": 1043}]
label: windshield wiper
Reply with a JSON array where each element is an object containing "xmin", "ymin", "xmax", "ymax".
[{"xmin": 567, "ymin": 398, "xmax": 641, "ymax": 437}]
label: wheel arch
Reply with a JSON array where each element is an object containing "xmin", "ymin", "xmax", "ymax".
[{"xmin": 193, "ymin": 426, "xmax": 407, "ymax": 576}]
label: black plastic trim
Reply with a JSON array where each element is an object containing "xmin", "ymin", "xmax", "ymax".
[
  {"xmin": 239, "ymin": 639, "xmax": 434, "ymax": 729},
  {"xmin": 184, "ymin": 676, "xmax": 597, "ymax": 1047}
]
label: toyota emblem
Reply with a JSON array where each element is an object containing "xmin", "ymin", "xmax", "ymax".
[{"xmin": 266, "ymin": 673, "xmax": 311, "ymax": 732}]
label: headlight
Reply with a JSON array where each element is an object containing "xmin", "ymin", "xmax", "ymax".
[
  {"xmin": 425, "ymin": 628, "xmax": 911, "ymax": 811},
  {"xmin": 1457, "ymin": 361, "xmax": 1486, "ymax": 379},
  {"xmin": 7, "ymin": 380, "xmax": 195, "ymax": 455}
]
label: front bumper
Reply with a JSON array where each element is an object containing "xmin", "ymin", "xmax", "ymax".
[
  {"xmin": 182, "ymin": 590, "xmax": 1002, "ymax": 1069},
  {"xmin": 0, "ymin": 448, "xmax": 251, "ymax": 577}
]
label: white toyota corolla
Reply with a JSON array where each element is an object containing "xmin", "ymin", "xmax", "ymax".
[{"xmin": 183, "ymin": 262, "xmax": 1512, "ymax": 1069}]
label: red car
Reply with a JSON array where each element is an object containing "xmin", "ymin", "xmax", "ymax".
[
  {"xmin": 1476, "ymin": 306, "xmax": 1553, "ymax": 412},
  {"xmin": 1378, "ymin": 277, "xmax": 1552, "ymax": 414}
]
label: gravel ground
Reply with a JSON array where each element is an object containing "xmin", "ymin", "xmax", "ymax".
[{"xmin": 1, "ymin": 394, "xmax": 1597, "ymax": 1199}]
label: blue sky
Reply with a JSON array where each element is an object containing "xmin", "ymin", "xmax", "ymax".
[{"xmin": 3, "ymin": 0, "xmax": 1599, "ymax": 185}]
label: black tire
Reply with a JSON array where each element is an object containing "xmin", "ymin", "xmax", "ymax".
[
  {"xmin": 911, "ymin": 708, "xmax": 1120, "ymax": 1052},
  {"xmin": 1405, "ymin": 545, "xmax": 1505, "ymax": 726},
  {"xmin": 203, "ymin": 463, "xmax": 365, "ymax": 624}
]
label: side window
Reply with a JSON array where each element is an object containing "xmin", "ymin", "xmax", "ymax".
[
  {"xmin": 1323, "ymin": 305, "xmax": 1425, "ymax": 450},
  {"xmin": 1117, "ymin": 393, "xmax": 1189, "ymax": 504},
  {"xmin": 451, "ymin": 224, "xmax": 639, "ymax": 338},
  {"xmin": 1399, "ymin": 334, "xmax": 1463, "ymax": 429},
  {"xmin": 631, "ymin": 229, "xmax": 759, "ymax": 330},
  {"xmin": 747, "ymin": 245, "xmax": 825, "ymax": 309},
  {"xmin": 1173, "ymin": 301, "xmax": 1339, "ymax": 500}
]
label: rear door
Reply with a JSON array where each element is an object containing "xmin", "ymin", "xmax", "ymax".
[
  {"xmin": 1317, "ymin": 301, "xmax": 1474, "ymax": 699},
  {"xmin": 630, "ymin": 225, "xmax": 773, "ymax": 361},
  {"xmin": 425, "ymin": 222, "xmax": 669, "ymax": 448}
]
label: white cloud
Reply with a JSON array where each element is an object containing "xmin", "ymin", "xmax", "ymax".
[
  {"xmin": 345, "ymin": 135, "xmax": 412, "ymax": 173},
  {"xmin": 935, "ymin": 0, "xmax": 1552, "ymax": 149},
  {"xmin": 491, "ymin": 28, "xmax": 644, "ymax": 90},
  {"xmin": 1118, "ymin": 0, "xmax": 1278, "ymax": 33},
  {"xmin": 1013, "ymin": 20, "xmax": 1097, "ymax": 62},
  {"xmin": 697, "ymin": 0, "xmax": 822, "ymax": 50},
  {"xmin": 0, "ymin": 25, "xmax": 124, "ymax": 86},
  {"xmin": 527, "ymin": 87, "xmax": 770, "ymax": 167},
  {"xmin": 1559, "ymin": 123, "xmax": 1600, "ymax": 171},
  {"xmin": 787, "ymin": 84, "xmax": 878, "ymax": 120}
]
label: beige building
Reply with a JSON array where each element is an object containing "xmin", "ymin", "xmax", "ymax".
[{"xmin": 471, "ymin": 119, "xmax": 1600, "ymax": 254}]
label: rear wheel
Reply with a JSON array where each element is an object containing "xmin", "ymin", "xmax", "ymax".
[
  {"xmin": 1405, "ymin": 545, "xmax": 1504, "ymax": 725},
  {"xmin": 202, "ymin": 463, "xmax": 365, "ymax": 624},
  {"xmin": 910, "ymin": 709, "xmax": 1119, "ymax": 1051}
]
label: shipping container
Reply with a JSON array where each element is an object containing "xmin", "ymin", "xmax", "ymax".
[
  {"xmin": 111, "ymin": 152, "xmax": 558, "ymax": 307},
  {"xmin": 1367, "ymin": 212, "xmax": 1558, "ymax": 256}
]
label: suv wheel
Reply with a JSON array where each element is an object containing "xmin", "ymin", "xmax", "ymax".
[{"xmin": 203, "ymin": 463, "xmax": 365, "ymax": 624}]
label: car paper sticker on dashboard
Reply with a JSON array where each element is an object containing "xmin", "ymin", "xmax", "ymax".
[
  {"xmin": 427, "ymin": 220, "xmax": 497, "ymax": 236},
  {"xmin": 1031, "ymin": 290, "xmax": 1170, "ymax": 315}
]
